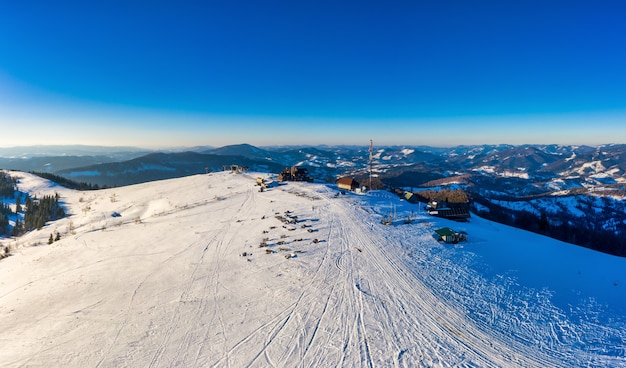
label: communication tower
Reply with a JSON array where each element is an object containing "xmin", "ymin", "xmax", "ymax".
[{"xmin": 369, "ymin": 139, "xmax": 373, "ymax": 190}]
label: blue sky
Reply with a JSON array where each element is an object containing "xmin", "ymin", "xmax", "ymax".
[{"xmin": 1, "ymin": 1, "xmax": 625, "ymax": 148}]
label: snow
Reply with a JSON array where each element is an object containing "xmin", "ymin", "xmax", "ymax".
[
  {"xmin": 501, "ymin": 171, "xmax": 530, "ymax": 179},
  {"xmin": 546, "ymin": 181, "xmax": 563, "ymax": 191},
  {"xmin": 335, "ymin": 160, "xmax": 356, "ymax": 167},
  {"xmin": 558, "ymin": 197, "xmax": 588, "ymax": 217},
  {"xmin": 565, "ymin": 153, "xmax": 577, "ymax": 162},
  {"xmin": 491, "ymin": 200, "xmax": 539, "ymax": 215},
  {"xmin": 473, "ymin": 166, "xmax": 529, "ymax": 179},
  {"xmin": 591, "ymin": 167, "xmax": 621, "ymax": 179},
  {"xmin": 473, "ymin": 166, "xmax": 496, "ymax": 174},
  {"xmin": 1, "ymin": 172, "xmax": 625, "ymax": 367},
  {"xmin": 574, "ymin": 161, "xmax": 606, "ymax": 176},
  {"xmin": 473, "ymin": 202, "xmax": 491, "ymax": 213}
]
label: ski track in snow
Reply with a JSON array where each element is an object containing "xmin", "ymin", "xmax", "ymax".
[{"xmin": 0, "ymin": 171, "xmax": 624, "ymax": 367}]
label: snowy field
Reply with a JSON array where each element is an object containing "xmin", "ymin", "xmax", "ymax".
[{"xmin": 0, "ymin": 172, "xmax": 624, "ymax": 367}]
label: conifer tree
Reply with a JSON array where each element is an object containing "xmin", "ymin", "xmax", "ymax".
[
  {"xmin": 0, "ymin": 213, "xmax": 7, "ymax": 235},
  {"xmin": 23, "ymin": 193, "xmax": 65, "ymax": 232},
  {"xmin": 12, "ymin": 217, "xmax": 22, "ymax": 236}
]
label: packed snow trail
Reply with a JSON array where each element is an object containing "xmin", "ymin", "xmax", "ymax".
[
  {"xmin": 281, "ymin": 184, "xmax": 562, "ymax": 368},
  {"xmin": 0, "ymin": 172, "xmax": 624, "ymax": 367}
]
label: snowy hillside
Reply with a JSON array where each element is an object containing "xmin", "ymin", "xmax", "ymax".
[{"xmin": 0, "ymin": 172, "xmax": 624, "ymax": 367}]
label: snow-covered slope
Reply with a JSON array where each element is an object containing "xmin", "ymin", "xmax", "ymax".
[{"xmin": 0, "ymin": 172, "xmax": 624, "ymax": 367}]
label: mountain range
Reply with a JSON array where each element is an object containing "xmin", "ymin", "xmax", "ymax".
[
  {"xmin": 2, "ymin": 143, "xmax": 624, "ymax": 191},
  {"xmin": 2, "ymin": 143, "xmax": 625, "ymax": 255}
]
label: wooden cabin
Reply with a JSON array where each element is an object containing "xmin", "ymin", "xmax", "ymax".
[
  {"xmin": 337, "ymin": 177, "xmax": 360, "ymax": 191},
  {"xmin": 278, "ymin": 166, "xmax": 312, "ymax": 182},
  {"xmin": 425, "ymin": 200, "xmax": 470, "ymax": 221}
]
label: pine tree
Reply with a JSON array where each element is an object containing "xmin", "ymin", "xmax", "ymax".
[
  {"xmin": 538, "ymin": 211, "xmax": 549, "ymax": 234},
  {"xmin": 11, "ymin": 217, "xmax": 22, "ymax": 236},
  {"xmin": 0, "ymin": 213, "xmax": 7, "ymax": 235}
]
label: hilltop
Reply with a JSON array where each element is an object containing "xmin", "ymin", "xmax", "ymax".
[{"xmin": 0, "ymin": 171, "xmax": 624, "ymax": 367}]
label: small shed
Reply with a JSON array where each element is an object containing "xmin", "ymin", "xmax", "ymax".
[
  {"xmin": 337, "ymin": 177, "xmax": 360, "ymax": 191},
  {"xmin": 434, "ymin": 227, "xmax": 468, "ymax": 244}
]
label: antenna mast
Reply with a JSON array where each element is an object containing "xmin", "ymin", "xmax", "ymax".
[{"xmin": 369, "ymin": 139, "xmax": 373, "ymax": 191}]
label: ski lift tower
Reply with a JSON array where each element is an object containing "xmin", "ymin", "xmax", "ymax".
[{"xmin": 369, "ymin": 139, "xmax": 373, "ymax": 191}]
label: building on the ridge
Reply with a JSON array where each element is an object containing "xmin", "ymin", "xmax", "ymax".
[
  {"xmin": 336, "ymin": 177, "xmax": 360, "ymax": 191},
  {"xmin": 425, "ymin": 200, "xmax": 470, "ymax": 221},
  {"xmin": 224, "ymin": 165, "xmax": 248, "ymax": 174},
  {"xmin": 402, "ymin": 191, "xmax": 421, "ymax": 204},
  {"xmin": 278, "ymin": 166, "xmax": 313, "ymax": 182}
]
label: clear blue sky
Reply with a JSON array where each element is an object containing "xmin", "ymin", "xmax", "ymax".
[{"xmin": 1, "ymin": 1, "xmax": 625, "ymax": 148}]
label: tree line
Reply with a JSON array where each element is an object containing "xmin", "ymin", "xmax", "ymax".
[
  {"xmin": 0, "ymin": 172, "xmax": 17, "ymax": 234},
  {"xmin": 29, "ymin": 172, "xmax": 103, "ymax": 190},
  {"xmin": 412, "ymin": 189, "xmax": 470, "ymax": 204},
  {"xmin": 0, "ymin": 172, "xmax": 17, "ymax": 198},
  {"xmin": 400, "ymin": 186, "xmax": 626, "ymax": 257},
  {"xmin": 0, "ymin": 203, "xmax": 10, "ymax": 235},
  {"xmin": 0, "ymin": 172, "xmax": 66, "ymax": 236},
  {"xmin": 471, "ymin": 195, "xmax": 626, "ymax": 257},
  {"xmin": 13, "ymin": 194, "xmax": 66, "ymax": 234}
]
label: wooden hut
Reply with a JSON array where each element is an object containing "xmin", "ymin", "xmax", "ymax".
[
  {"xmin": 337, "ymin": 177, "xmax": 360, "ymax": 191},
  {"xmin": 434, "ymin": 227, "xmax": 468, "ymax": 244}
]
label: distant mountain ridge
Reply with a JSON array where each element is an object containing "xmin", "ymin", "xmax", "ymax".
[
  {"xmin": 55, "ymin": 151, "xmax": 285, "ymax": 187},
  {"xmin": 203, "ymin": 143, "xmax": 273, "ymax": 160},
  {"xmin": 3, "ymin": 142, "xmax": 626, "ymax": 255},
  {"xmin": 3, "ymin": 143, "xmax": 625, "ymax": 190},
  {"xmin": 0, "ymin": 144, "xmax": 149, "ymax": 158}
]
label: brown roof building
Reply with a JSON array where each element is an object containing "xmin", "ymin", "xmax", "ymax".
[{"xmin": 337, "ymin": 177, "xmax": 360, "ymax": 191}]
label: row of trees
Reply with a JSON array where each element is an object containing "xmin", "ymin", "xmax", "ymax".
[
  {"xmin": 412, "ymin": 189, "xmax": 470, "ymax": 204},
  {"xmin": 0, "ymin": 172, "xmax": 69, "ymax": 237},
  {"xmin": 18, "ymin": 194, "xmax": 66, "ymax": 234},
  {"xmin": 0, "ymin": 172, "xmax": 17, "ymax": 198},
  {"xmin": 471, "ymin": 196, "xmax": 626, "ymax": 257},
  {"xmin": 0, "ymin": 204, "xmax": 10, "ymax": 234},
  {"xmin": 0, "ymin": 193, "xmax": 66, "ymax": 236},
  {"xmin": 30, "ymin": 172, "xmax": 102, "ymax": 190},
  {"xmin": 0, "ymin": 173, "xmax": 17, "ymax": 234},
  {"xmin": 400, "ymin": 186, "xmax": 626, "ymax": 257}
]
